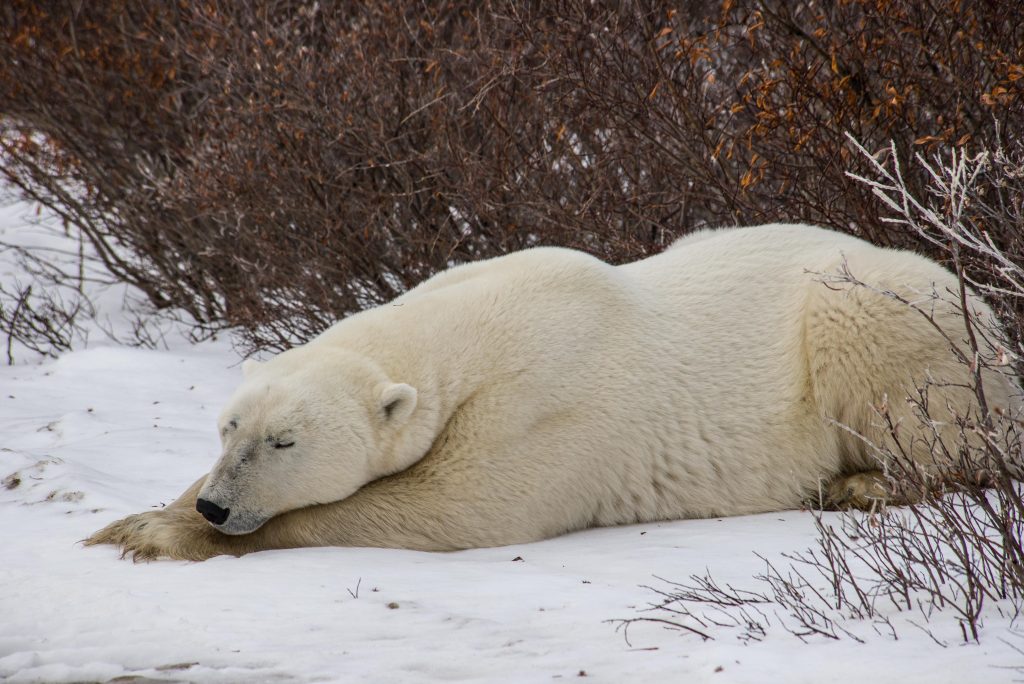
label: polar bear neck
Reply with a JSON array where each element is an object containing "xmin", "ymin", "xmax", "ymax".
[{"xmin": 316, "ymin": 286, "xmax": 505, "ymax": 469}]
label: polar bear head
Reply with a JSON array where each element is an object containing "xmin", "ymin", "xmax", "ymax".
[{"xmin": 196, "ymin": 348, "xmax": 420, "ymax": 535}]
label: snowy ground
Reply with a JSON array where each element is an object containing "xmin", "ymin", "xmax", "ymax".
[{"xmin": 2, "ymin": 200, "xmax": 1023, "ymax": 683}]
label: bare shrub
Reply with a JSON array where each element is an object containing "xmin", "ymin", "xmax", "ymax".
[
  {"xmin": 0, "ymin": 281, "xmax": 87, "ymax": 363},
  {"xmin": 0, "ymin": 199, "xmax": 193, "ymax": 362},
  {"xmin": 0, "ymin": 213, "xmax": 93, "ymax": 361},
  {"xmin": 613, "ymin": 565, "xmax": 875, "ymax": 646},
  {"xmin": 1, "ymin": 1, "xmax": 1022, "ymax": 352}
]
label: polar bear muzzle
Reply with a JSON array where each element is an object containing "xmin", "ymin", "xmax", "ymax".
[{"xmin": 194, "ymin": 494, "xmax": 267, "ymax": 534}]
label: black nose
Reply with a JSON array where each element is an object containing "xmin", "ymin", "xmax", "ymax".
[{"xmin": 196, "ymin": 498, "xmax": 230, "ymax": 525}]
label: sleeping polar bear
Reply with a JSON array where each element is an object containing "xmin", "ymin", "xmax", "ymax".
[{"xmin": 86, "ymin": 224, "xmax": 1020, "ymax": 561}]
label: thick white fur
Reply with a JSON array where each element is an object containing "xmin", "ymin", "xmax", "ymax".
[{"xmin": 87, "ymin": 224, "xmax": 1020, "ymax": 560}]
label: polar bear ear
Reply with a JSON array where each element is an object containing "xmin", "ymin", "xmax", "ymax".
[
  {"xmin": 241, "ymin": 359, "xmax": 264, "ymax": 378},
  {"xmin": 378, "ymin": 382, "xmax": 418, "ymax": 424}
]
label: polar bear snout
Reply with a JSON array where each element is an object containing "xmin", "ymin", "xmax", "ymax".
[
  {"xmin": 196, "ymin": 497, "xmax": 230, "ymax": 525},
  {"xmin": 195, "ymin": 480, "xmax": 270, "ymax": 535}
]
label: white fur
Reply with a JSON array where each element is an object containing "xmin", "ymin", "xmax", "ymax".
[{"xmin": 94, "ymin": 224, "xmax": 1021, "ymax": 558}]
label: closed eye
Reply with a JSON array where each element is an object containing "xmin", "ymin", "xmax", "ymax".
[{"xmin": 274, "ymin": 441, "xmax": 295, "ymax": 449}]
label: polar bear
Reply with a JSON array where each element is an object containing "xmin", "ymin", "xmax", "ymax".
[{"xmin": 86, "ymin": 224, "xmax": 1020, "ymax": 561}]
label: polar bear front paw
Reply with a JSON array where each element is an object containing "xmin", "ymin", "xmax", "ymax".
[{"xmin": 84, "ymin": 507, "xmax": 239, "ymax": 562}]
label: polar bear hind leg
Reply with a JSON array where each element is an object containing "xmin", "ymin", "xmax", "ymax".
[{"xmin": 803, "ymin": 252, "xmax": 1016, "ymax": 509}]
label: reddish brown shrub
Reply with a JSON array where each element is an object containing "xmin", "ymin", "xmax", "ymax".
[{"xmin": 1, "ymin": 1, "xmax": 1022, "ymax": 351}]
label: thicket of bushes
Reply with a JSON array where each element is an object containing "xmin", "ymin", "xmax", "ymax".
[{"xmin": 2, "ymin": 0, "xmax": 1022, "ymax": 350}]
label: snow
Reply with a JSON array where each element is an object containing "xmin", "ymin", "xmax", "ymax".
[{"xmin": 1, "ymin": 200, "xmax": 1023, "ymax": 683}]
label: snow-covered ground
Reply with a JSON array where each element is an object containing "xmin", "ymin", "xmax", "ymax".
[{"xmin": 1, "ymin": 200, "xmax": 1022, "ymax": 683}]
